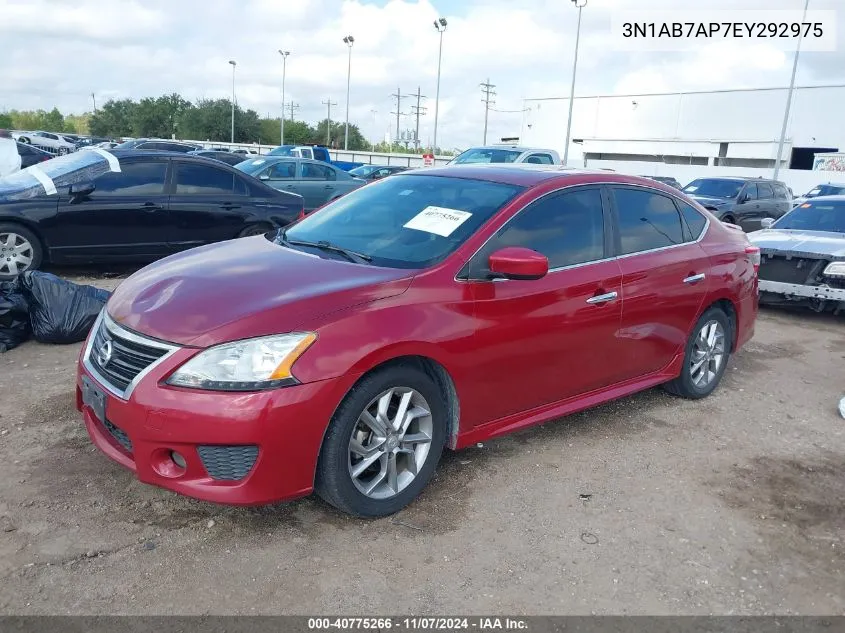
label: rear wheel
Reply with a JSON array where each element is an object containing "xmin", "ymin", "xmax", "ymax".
[
  {"xmin": 721, "ymin": 214, "xmax": 736, "ymax": 225},
  {"xmin": 663, "ymin": 307, "xmax": 731, "ymax": 399},
  {"xmin": 315, "ymin": 365, "xmax": 447, "ymax": 517},
  {"xmin": 0, "ymin": 224, "xmax": 42, "ymax": 280}
]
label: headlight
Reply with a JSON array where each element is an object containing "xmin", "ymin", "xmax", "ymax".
[
  {"xmin": 823, "ymin": 262, "xmax": 845, "ymax": 279},
  {"xmin": 167, "ymin": 332, "xmax": 316, "ymax": 391}
]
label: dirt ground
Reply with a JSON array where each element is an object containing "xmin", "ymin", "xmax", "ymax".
[{"xmin": 0, "ymin": 268, "xmax": 843, "ymax": 615}]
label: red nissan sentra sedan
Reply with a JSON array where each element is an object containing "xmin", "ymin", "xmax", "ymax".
[{"xmin": 76, "ymin": 166, "xmax": 759, "ymax": 517}]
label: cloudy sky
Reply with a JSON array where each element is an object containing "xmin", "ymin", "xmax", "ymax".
[{"xmin": 2, "ymin": 0, "xmax": 843, "ymax": 149}]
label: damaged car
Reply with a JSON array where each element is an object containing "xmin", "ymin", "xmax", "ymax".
[{"xmin": 750, "ymin": 197, "xmax": 845, "ymax": 314}]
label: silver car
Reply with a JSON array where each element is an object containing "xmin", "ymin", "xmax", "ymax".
[
  {"xmin": 236, "ymin": 157, "xmax": 365, "ymax": 211},
  {"xmin": 750, "ymin": 196, "xmax": 845, "ymax": 314}
]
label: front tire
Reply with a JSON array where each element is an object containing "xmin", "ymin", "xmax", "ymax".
[
  {"xmin": 0, "ymin": 223, "xmax": 42, "ymax": 280},
  {"xmin": 315, "ymin": 365, "xmax": 448, "ymax": 517},
  {"xmin": 18, "ymin": 136, "xmax": 30, "ymax": 144},
  {"xmin": 663, "ymin": 307, "xmax": 731, "ymax": 399}
]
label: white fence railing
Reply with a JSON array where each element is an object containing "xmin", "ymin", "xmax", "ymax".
[{"xmin": 182, "ymin": 140, "xmax": 454, "ymax": 167}]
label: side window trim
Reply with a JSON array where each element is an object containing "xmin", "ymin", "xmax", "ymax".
[{"xmin": 464, "ymin": 184, "xmax": 611, "ymax": 280}]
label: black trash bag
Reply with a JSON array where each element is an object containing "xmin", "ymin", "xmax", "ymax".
[
  {"xmin": 21, "ymin": 271, "xmax": 111, "ymax": 344},
  {"xmin": 0, "ymin": 277, "xmax": 30, "ymax": 352}
]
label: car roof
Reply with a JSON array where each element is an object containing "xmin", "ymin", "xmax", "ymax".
[
  {"xmin": 802, "ymin": 195, "xmax": 845, "ymax": 201},
  {"xmin": 109, "ymin": 149, "xmax": 235, "ymax": 163},
  {"xmin": 404, "ymin": 164, "xmax": 669, "ymax": 188}
]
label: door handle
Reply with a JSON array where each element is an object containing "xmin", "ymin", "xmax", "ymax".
[
  {"xmin": 140, "ymin": 202, "xmax": 161, "ymax": 212},
  {"xmin": 586, "ymin": 291, "xmax": 618, "ymax": 305},
  {"xmin": 683, "ymin": 273, "xmax": 706, "ymax": 284},
  {"xmin": 220, "ymin": 203, "xmax": 240, "ymax": 210},
  {"xmin": 323, "ymin": 185, "xmax": 333, "ymax": 189}
]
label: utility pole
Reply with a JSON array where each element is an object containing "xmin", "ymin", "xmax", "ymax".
[
  {"xmin": 409, "ymin": 86, "xmax": 427, "ymax": 151},
  {"xmin": 322, "ymin": 99, "xmax": 337, "ymax": 146},
  {"xmin": 480, "ymin": 78, "xmax": 496, "ymax": 145},
  {"xmin": 91, "ymin": 93, "xmax": 97, "ymax": 113},
  {"xmin": 390, "ymin": 87, "xmax": 408, "ymax": 146},
  {"xmin": 278, "ymin": 50, "xmax": 290, "ymax": 145},
  {"xmin": 370, "ymin": 109, "xmax": 378, "ymax": 151},
  {"xmin": 774, "ymin": 0, "xmax": 810, "ymax": 179},
  {"xmin": 286, "ymin": 102, "xmax": 300, "ymax": 122}
]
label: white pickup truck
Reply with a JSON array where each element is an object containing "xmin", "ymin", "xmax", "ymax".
[{"xmin": 449, "ymin": 145, "xmax": 562, "ymax": 165}]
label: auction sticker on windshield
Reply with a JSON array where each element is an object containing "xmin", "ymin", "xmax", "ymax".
[{"xmin": 404, "ymin": 206, "xmax": 472, "ymax": 237}]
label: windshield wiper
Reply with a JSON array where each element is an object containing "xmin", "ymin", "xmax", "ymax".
[{"xmin": 286, "ymin": 238, "xmax": 372, "ymax": 264}]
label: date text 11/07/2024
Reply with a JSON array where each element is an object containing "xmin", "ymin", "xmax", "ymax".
[{"xmin": 307, "ymin": 617, "xmax": 529, "ymax": 630}]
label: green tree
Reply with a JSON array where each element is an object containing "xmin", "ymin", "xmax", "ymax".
[
  {"xmin": 177, "ymin": 99, "xmax": 261, "ymax": 143},
  {"xmin": 63, "ymin": 113, "xmax": 91, "ymax": 134},
  {"xmin": 130, "ymin": 93, "xmax": 193, "ymax": 138},
  {"xmin": 89, "ymin": 99, "xmax": 136, "ymax": 137},
  {"xmin": 0, "ymin": 113, "xmax": 12, "ymax": 129},
  {"xmin": 314, "ymin": 119, "xmax": 369, "ymax": 150}
]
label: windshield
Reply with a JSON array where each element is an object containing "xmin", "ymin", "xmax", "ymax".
[
  {"xmin": 683, "ymin": 179, "xmax": 743, "ymax": 199},
  {"xmin": 236, "ymin": 157, "xmax": 279, "ymax": 176},
  {"xmin": 804, "ymin": 184, "xmax": 845, "ymax": 198},
  {"xmin": 349, "ymin": 165, "xmax": 380, "ymax": 177},
  {"xmin": 451, "ymin": 148, "xmax": 522, "ymax": 165},
  {"xmin": 279, "ymin": 174, "xmax": 524, "ymax": 269},
  {"xmin": 774, "ymin": 201, "xmax": 845, "ymax": 233},
  {"xmin": 268, "ymin": 145, "xmax": 295, "ymax": 157},
  {"xmin": 0, "ymin": 149, "xmax": 120, "ymax": 201}
]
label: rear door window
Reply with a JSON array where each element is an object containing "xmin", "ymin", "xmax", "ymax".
[
  {"xmin": 757, "ymin": 183, "xmax": 774, "ymax": 199},
  {"xmin": 175, "ymin": 163, "xmax": 238, "ymax": 195},
  {"xmin": 676, "ymin": 201, "xmax": 707, "ymax": 240},
  {"xmin": 612, "ymin": 187, "xmax": 686, "ymax": 254},
  {"xmin": 302, "ymin": 162, "xmax": 335, "ymax": 180},
  {"xmin": 523, "ymin": 154, "xmax": 554, "ymax": 165}
]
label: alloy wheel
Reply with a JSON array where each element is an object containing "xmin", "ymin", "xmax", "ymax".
[
  {"xmin": 348, "ymin": 387, "xmax": 434, "ymax": 500},
  {"xmin": 689, "ymin": 320, "xmax": 726, "ymax": 389},
  {"xmin": 0, "ymin": 232, "xmax": 34, "ymax": 277}
]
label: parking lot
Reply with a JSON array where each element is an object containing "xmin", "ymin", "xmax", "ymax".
[{"xmin": 0, "ymin": 268, "xmax": 843, "ymax": 615}]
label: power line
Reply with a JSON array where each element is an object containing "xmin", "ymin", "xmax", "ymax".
[
  {"xmin": 409, "ymin": 86, "xmax": 427, "ymax": 150},
  {"xmin": 390, "ymin": 87, "xmax": 409, "ymax": 144},
  {"xmin": 322, "ymin": 99, "xmax": 337, "ymax": 146},
  {"xmin": 285, "ymin": 102, "xmax": 300, "ymax": 122},
  {"xmin": 480, "ymin": 78, "xmax": 496, "ymax": 145}
]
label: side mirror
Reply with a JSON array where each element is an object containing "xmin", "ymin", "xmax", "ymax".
[
  {"xmin": 259, "ymin": 174, "xmax": 270, "ymax": 181},
  {"xmin": 738, "ymin": 193, "xmax": 750, "ymax": 204},
  {"xmin": 488, "ymin": 247, "xmax": 548, "ymax": 281},
  {"xmin": 68, "ymin": 182, "xmax": 95, "ymax": 196},
  {"xmin": 760, "ymin": 217, "xmax": 775, "ymax": 229}
]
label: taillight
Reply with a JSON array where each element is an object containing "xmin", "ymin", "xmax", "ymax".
[
  {"xmin": 745, "ymin": 245, "xmax": 761, "ymax": 274},
  {"xmin": 297, "ymin": 209, "xmax": 306, "ymax": 220}
]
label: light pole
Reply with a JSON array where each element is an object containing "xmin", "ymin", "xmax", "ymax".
[
  {"xmin": 228, "ymin": 60, "xmax": 237, "ymax": 143},
  {"xmin": 433, "ymin": 17, "xmax": 447, "ymax": 154},
  {"xmin": 563, "ymin": 0, "xmax": 586, "ymax": 166},
  {"xmin": 278, "ymin": 50, "xmax": 289, "ymax": 145},
  {"xmin": 774, "ymin": 0, "xmax": 810, "ymax": 179},
  {"xmin": 343, "ymin": 35, "xmax": 354, "ymax": 150},
  {"xmin": 370, "ymin": 109, "xmax": 378, "ymax": 151}
]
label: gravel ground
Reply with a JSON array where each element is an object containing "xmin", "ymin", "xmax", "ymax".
[{"xmin": 0, "ymin": 268, "xmax": 843, "ymax": 615}]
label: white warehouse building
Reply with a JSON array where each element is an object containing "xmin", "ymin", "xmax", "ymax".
[{"xmin": 519, "ymin": 83, "xmax": 845, "ymax": 192}]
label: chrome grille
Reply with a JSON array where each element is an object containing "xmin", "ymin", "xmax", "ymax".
[{"xmin": 85, "ymin": 313, "xmax": 177, "ymax": 397}]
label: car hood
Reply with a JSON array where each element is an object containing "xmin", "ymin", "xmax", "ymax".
[
  {"xmin": 748, "ymin": 229, "xmax": 845, "ymax": 259},
  {"xmin": 108, "ymin": 237, "xmax": 415, "ymax": 347},
  {"xmin": 686, "ymin": 195, "xmax": 731, "ymax": 207}
]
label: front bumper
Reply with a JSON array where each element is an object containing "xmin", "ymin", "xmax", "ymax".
[
  {"xmin": 758, "ymin": 279, "xmax": 845, "ymax": 302},
  {"xmin": 76, "ymin": 345, "xmax": 353, "ymax": 506}
]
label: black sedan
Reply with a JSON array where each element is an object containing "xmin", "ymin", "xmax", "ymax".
[
  {"xmin": 0, "ymin": 150, "xmax": 303, "ymax": 279},
  {"xmin": 188, "ymin": 150, "xmax": 248, "ymax": 166},
  {"xmin": 16, "ymin": 142, "xmax": 52, "ymax": 168}
]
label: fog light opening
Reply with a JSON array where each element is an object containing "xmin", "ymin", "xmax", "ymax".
[{"xmin": 170, "ymin": 451, "xmax": 187, "ymax": 469}]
